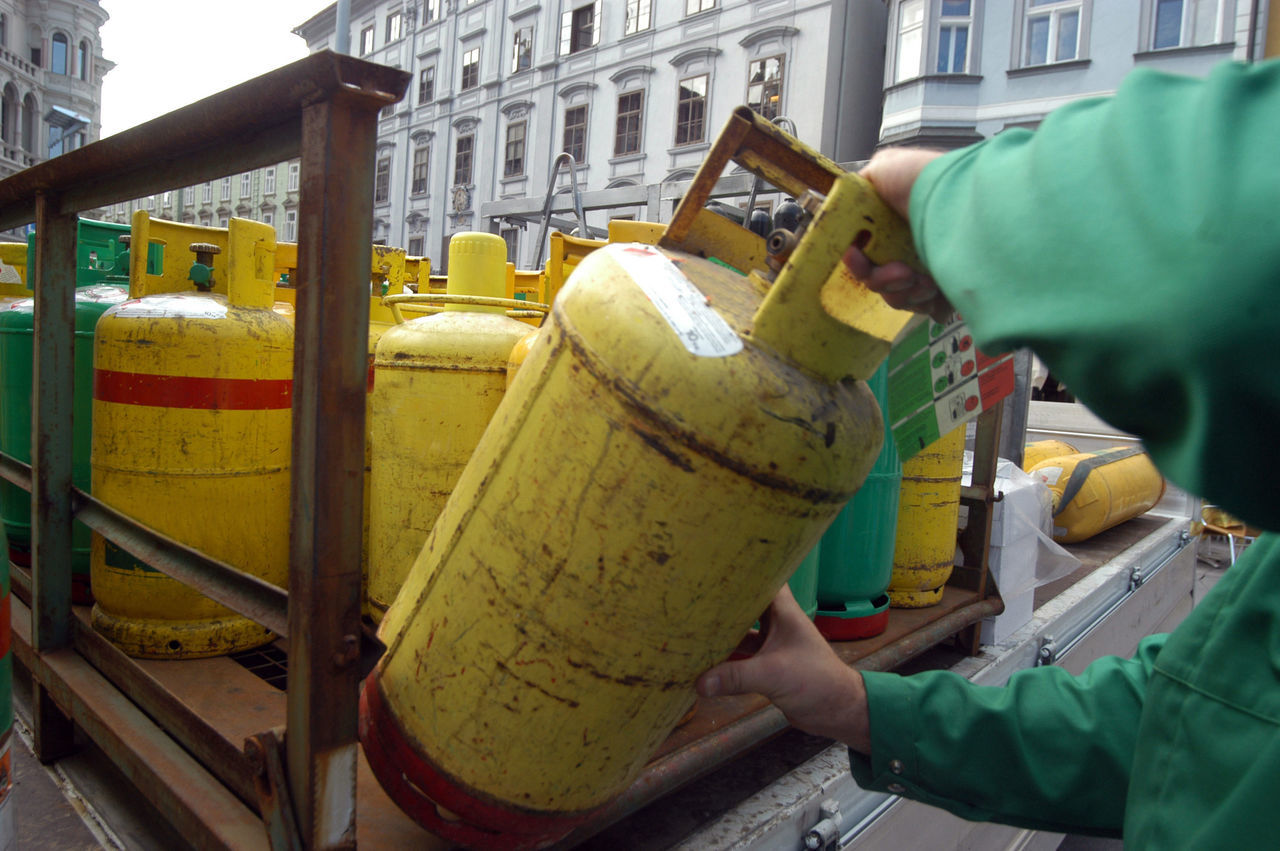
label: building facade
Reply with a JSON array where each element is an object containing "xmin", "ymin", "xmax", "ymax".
[
  {"xmin": 880, "ymin": 0, "xmax": 1270, "ymax": 147},
  {"xmin": 0, "ymin": 0, "xmax": 110, "ymax": 178},
  {"xmin": 292, "ymin": 0, "xmax": 889, "ymax": 269}
]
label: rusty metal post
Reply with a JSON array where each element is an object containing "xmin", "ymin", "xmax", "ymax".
[
  {"xmin": 286, "ymin": 89, "xmax": 380, "ymax": 849},
  {"xmin": 30, "ymin": 193, "xmax": 79, "ymax": 762}
]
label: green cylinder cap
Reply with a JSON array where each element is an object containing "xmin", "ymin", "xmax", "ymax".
[{"xmin": 446, "ymin": 232, "xmax": 507, "ymax": 313}]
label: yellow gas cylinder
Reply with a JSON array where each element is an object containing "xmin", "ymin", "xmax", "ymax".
[
  {"xmin": 0, "ymin": 243, "xmax": 29, "ymax": 303},
  {"xmin": 360, "ymin": 107, "xmax": 919, "ymax": 848},
  {"xmin": 607, "ymin": 219, "xmax": 665, "ymax": 245},
  {"xmin": 366, "ymin": 233, "xmax": 535, "ymax": 619},
  {"xmin": 1022, "ymin": 439, "xmax": 1077, "ymax": 472},
  {"xmin": 1028, "ymin": 447, "xmax": 1165, "ymax": 543},
  {"xmin": 887, "ymin": 426, "xmax": 965, "ymax": 608},
  {"xmin": 89, "ymin": 217, "xmax": 292, "ymax": 659},
  {"xmin": 505, "ymin": 328, "xmax": 540, "ymax": 389}
]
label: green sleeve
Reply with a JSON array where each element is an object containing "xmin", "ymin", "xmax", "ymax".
[
  {"xmin": 849, "ymin": 634, "xmax": 1167, "ymax": 836},
  {"xmin": 908, "ymin": 59, "xmax": 1280, "ymax": 531}
]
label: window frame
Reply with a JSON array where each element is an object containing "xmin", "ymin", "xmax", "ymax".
[
  {"xmin": 240, "ymin": 172, "xmax": 252, "ymax": 199},
  {"xmin": 461, "ymin": 47, "xmax": 481, "ymax": 90},
  {"xmin": 360, "ymin": 24, "xmax": 375, "ymax": 56},
  {"xmin": 936, "ymin": 0, "xmax": 973, "ymax": 74},
  {"xmin": 288, "ymin": 162, "xmax": 300, "ymax": 192},
  {"xmin": 686, "ymin": 0, "xmax": 716, "ymax": 16},
  {"xmin": 624, "ymin": 0, "xmax": 652, "ymax": 35},
  {"xmin": 454, "ymin": 133, "xmax": 474, "ymax": 185},
  {"xmin": 284, "ymin": 209, "xmax": 297, "ymax": 242},
  {"xmin": 512, "ymin": 25, "xmax": 534, "ymax": 74},
  {"xmin": 385, "ymin": 10, "xmax": 402, "ymax": 43},
  {"xmin": 374, "ymin": 156, "xmax": 391, "ymax": 204},
  {"xmin": 1019, "ymin": 0, "xmax": 1086, "ymax": 68},
  {"xmin": 674, "ymin": 74, "xmax": 708, "ymax": 147},
  {"xmin": 560, "ymin": 2, "xmax": 602, "ymax": 55},
  {"xmin": 51, "ymin": 32, "xmax": 68, "ymax": 75},
  {"xmin": 220, "ymin": 177, "xmax": 232, "ymax": 201},
  {"xmin": 418, "ymin": 66, "xmax": 436, "ymax": 104},
  {"xmin": 1150, "ymin": 0, "xmax": 1228, "ymax": 50},
  {"xmin": 746, "ymin": 54, "xmax": 784, "ymax": 120},
  {"xmin": 504, "ymin": 120, "xmax": 527, "ymax": 177},
  {"xmin": 563, "ymin": 104, "xmax": 588, "ymax": 163},
  {"xmin": 614, "ymin": 90, "xmax": 643, "ymax": 157},
  {"xmin": 264, "ymin": 166, "xmax": 276, "ymax": 195},
  {"xmin": 78, "ymin": 39, "xmax": 88, "ymax": 80},
  {"xmin": 202, "ymin": 182, "xmax": 212, "ymax": 203},
  {"xmin": 411, "ymin": 144, "xmax": 430, "ymax": 195}
]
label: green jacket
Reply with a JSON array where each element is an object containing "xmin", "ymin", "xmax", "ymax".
[{"xmin": 849, "ymin": 60, "xmax": 1280, "ymax": 846}]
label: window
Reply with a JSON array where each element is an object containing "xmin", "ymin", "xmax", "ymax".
[
  {"xmin": 560, "ymin": 2, "xmax": 601, "ymax": 55},
  {"xmin": 1153, "ymin": 0, "xmax": 1223, "ymax": 49},
  {"xmin": 217, "ymin": 177, "xmax": 230, "ymax": 201},
  {"xmin": 894, "ymin": 0, "xmax": 925, "ymax": 82},
  {"xmin": 202, "ymin": 182, "xmax": 212, "ymax": 203},
  {"xmin": 412, "ymin": 145, "xmax": 430, "ymax": 195},
  {"xmin": 284, "ymin": 209, "xmax": 297, "ymax": 242},
  {"xmin": 78, "ymin": 40, "xmax": 88, "ymax": 80},
  {"xmin": 418, "ymin": 67, "xmax": 435, "ymax": 104},
  {"xmin": 504, "ymin": 121, "xmax": 526, "ymax": 177},
  {"xmin": 264, "ymin": 166, "xmax": 276, "ymax": 195},
  {"xmin": 184, "ymin": 186, "xmax": 193, "ymax": 205},
  {"xmin": 454, "ymin": 134, "xmax": 474, "ymax": 185},
  {"xmin": 501, "ymin": 228, "xmax": 519, "ymax": 263},
  {"xmin": 240, "ymin": 173, "xmax": 252, "ymax": 198},
  {"xmin": 162, "ymin": 191, "xmax": 172, "ymax": 207},
  {"xmin": 385, "ymin": 11, "xmax": 402, "ymax": 43},
  {"xmin": 219, "ymin": 214, "xmax": 230, "ymax": 228},
  {"xmin": 144, "ymin": 195, "xmax": 154, "ymax": 211},
  {"xmin": 0, "ymin": 15, "xmax": 6, "ymax": 48},
  {"xmin": 375, "ymin": 157, "xmax": 391, "ymax": 203},
  {"xmin": 1024, "ymin": 0, "xmax": 1081, "ymax": 66},
  {"xmin": 563, "ymin": 105, "xmax": 588, "ymax": 163},
  {"xmin": 625, "ymin": 0, "xmax": 652, "ymax": 34},
  {"xmin": 461, "ymin": 47, "xmax": 480, "ymax": 90},
  {"xmin": 29, "ymin": 47, "xmax": 40, "ymax": 68},
  {"xmin": 686, "ymin": 0, "xmax": 716, "ymax": 14},
  {"xmin": 746, "ymin": 55, "xmax": 784, "ymax": 120},
  {"xmin": 512, "ymin": 26, "xmax": 533, "ymax": 73},
  {"xmin": 51, "ymin": 33, "xmax": 68, "ymax": 75},
  {"xmin": 408, "ymin": 236, "xmax": 425, "ymax": 256},
  {"xmin": 360, "ymin": 25, "xmax": 375, "ymax": 55},
  {"xmin": 614, "ymin": 91, "xmax": 643, "ymax": 156},
  {"xmin": 263, "ymin": 210, "xmax": 274, "ymax": 227},
  {"xmin": 288, "ymin": 162, "xmax": 300, "ymax": 191},
  {"xmin": 675, "ymin": 75, "xmax": 707, "ymax": 146},
  {"xmin": 937, "ymin": 1, "xmax": 971, "ymax": 72},
  {"xmin": 424, "ymin": 0, "xmax": 439, "ymax": 23}
]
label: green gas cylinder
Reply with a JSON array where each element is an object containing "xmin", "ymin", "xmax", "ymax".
[{"xmin": 815, "ymin": 361, "xmax": 901, "ymax": 639}]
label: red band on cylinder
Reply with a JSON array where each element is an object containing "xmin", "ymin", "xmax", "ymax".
[
  {"xmin": 360, "ymin": 673, "xmax": 597, "ymax": 850},
  {"xmin": 815, "ymin": 608, "xmax": 890, "ymax": 641},
  {"xmin": 94, "ymin": 369, "xmax": 292, "ymax": 410}
]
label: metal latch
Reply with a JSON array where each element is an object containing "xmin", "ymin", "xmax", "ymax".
[{"xmin": 803, "ymin": 798, "xmax": 843, "ymax": 850}]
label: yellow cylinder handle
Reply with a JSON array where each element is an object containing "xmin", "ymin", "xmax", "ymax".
[
  {"xmin": 659, "ymin": 107, "xmax": 921, "ymax": 382},
  {"xmin": 382, "ymin": 292, "xmax": 549, "ymax": 324}
]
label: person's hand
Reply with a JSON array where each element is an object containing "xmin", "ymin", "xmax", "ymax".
[
  {"xmin": 696, "ymin": 585, "xmax": 871, "ymax": 753},
  {"xmin": 844, "ymin": 147, "xmax": 955, "ymax": 324}
]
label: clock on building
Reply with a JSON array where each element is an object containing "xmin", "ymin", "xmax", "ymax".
[{"xmin": 452, "ymin": 185, "xmax": 471, "ymax": 212}]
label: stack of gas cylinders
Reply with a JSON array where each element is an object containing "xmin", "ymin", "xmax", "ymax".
[{"xmin": 9, "ymin": 113, "xmax": 1168, "ymax": 850}]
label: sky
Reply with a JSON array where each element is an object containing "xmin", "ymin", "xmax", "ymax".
[{"xmin": 98, "ymin": 0, "xmax": 333, "ymax": 138}]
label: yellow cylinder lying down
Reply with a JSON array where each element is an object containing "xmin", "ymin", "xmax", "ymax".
[
  {"xmin": 1028, "ymin": 448, "xmax": 1165, "ymax": 544},
  {"xmin": 90, "ymin": 218, "xmax": 292, "ymax": 659},
  {"xmin": 887, "ymin": 426, "xmax": 965, "ymax": 609},
  {"xmin": 366, "ymin": 233, "xmax": 533, "ymax": 619},
  {"xmin": 1022, "ymin": 439, "xmax": 1078, "ymax": 472},
  {"xmin": 360, "ymin": 107, "xmax": 925, "ymax": 848}
]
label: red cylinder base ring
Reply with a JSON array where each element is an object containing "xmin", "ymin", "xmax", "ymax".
[
  {"xmin": 815, "ymin": 607, "xmax": 890, "ymax": 640},
  {"xmin": 360, "ymin": 672, "xmax": 600, "ymax": 850}
]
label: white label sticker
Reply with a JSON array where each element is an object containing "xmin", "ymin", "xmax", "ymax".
[
  {"xmin": 607, "ymin": 243, "xmax": 744, "ymax": 358},
  {"xmin": 1037, "ymin": 466, "xmax": 1064, "ymax": 487}
]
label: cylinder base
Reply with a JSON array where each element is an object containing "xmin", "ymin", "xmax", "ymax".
[
  {"xmin": 815, "ymin": 594, "xmax": 891, "ymax": 640},
  {"xmin": 90, "ymin": 605, "xmax": 274, "ymax": 659},
  {"xmin": 360, "ymin": 673, "xmax": 598, "ymax": 850}
]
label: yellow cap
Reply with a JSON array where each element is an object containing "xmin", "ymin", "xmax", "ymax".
[{"xmin": 446, "ymin": 232, "xmax": 508, "ymax": 313}]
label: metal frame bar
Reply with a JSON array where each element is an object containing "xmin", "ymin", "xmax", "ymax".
[{"xmin": 0, "ymin": 51, "xmax": 409, "ymax": 850}]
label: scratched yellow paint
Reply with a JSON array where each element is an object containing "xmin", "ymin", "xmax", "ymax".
[
  {"xmin": 887, "ymin": 427, "xmax": 965, "ymax": 609},
  {"xmin": 89, "ymin": 217, "xmax": 293, "ymax": 659}
]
